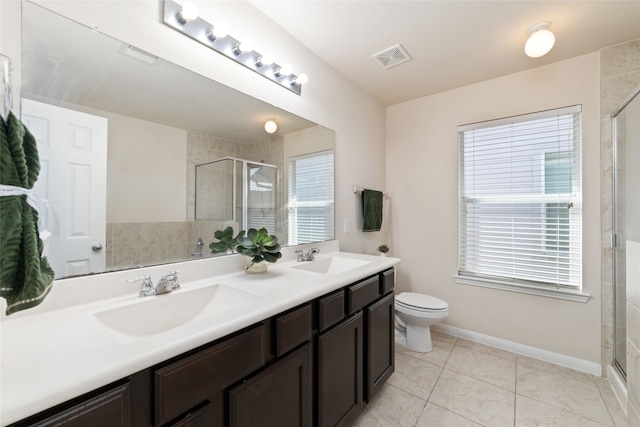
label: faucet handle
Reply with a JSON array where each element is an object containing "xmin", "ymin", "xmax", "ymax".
[
  {"xmin": 127, "ymin": 275, "xmax": 154, "ymax": 297},
  {"xmin": 161, "ymin": 269, "xmax": 188, "ymax": 290},
  {"xmin": 295, "ymin": 250, "xmax": 304, "ymax": 261}
]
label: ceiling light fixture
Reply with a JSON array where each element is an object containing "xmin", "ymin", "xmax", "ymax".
[
  {"xmin": 163, "ymin": 0, "xmax": 307, "ymax": 95},
  {"xmin": 525, "ymin": 21, "xmax": 555, "ymax": 58},
  {"xmin": 264, "ymin": 119, "xmax": 278, "ymax": 134}
]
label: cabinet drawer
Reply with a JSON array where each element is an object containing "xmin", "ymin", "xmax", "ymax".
[
  {"xmin": 347, "ymin": 276, "xmax": 380, "ymax": 315},
  {"xmin": 318, "ymin": 290, "xmax": 345, "ymax": 332},
  {"xmin": 30, "ymin": 383, "xmax": 131, "ymax": 427},
  {"xmin": 276, "ymin": 303, "xmax": 312, "ymax": 357},
  {"xmin": 154, "ymin": 325, "xmax": 265, "ymax": 426},
  {"xmin": 169, "ymin": 403, "xmax": 212, "ymax": 427},
  {"xmin": 380, "ymin": 268, "xmax": 395, "ymax": 295}
]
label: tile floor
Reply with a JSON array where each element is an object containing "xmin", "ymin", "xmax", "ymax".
[{"xmin": 353, "ymin": 331, "xmax": 628, "ymax": 427}]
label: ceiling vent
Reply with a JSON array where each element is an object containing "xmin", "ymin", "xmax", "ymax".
[
  {"xmin": 118, "ymin": 44, "xmax": 159, "ymax": 65},
  {"xmin": 371, "ymin": 44, "xmax": 411, "ymax": 70}
]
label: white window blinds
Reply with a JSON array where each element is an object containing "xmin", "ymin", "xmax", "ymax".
[
  {"xmin": 288, "ymin": 150, "xmax": 334, "ymax": 245},
  {"xmin": 458, "ymin": 105, "xmax": 582, "ymax": 290}
]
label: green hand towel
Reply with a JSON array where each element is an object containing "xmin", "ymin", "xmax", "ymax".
[
  {"xmin": 362, "ymin": 189, "xmax": 383, "ymax": 232},
  {"xmin": 0, "ymin": 112, "xmax": 55, "ymax": 315}
]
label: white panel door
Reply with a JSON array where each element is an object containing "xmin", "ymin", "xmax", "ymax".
[{"xmin": 22, "ymin": 99, "xmax": 108, "ymax": 279}]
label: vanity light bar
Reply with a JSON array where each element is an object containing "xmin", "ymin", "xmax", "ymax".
[{"xmin": 163, "ymin": 0, "xmax": 304, "ymax": 96}]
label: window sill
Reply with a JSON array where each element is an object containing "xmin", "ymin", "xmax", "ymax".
[{"xmin": 454, "ymin": 275, "xmax": 590, "ymax": 303}]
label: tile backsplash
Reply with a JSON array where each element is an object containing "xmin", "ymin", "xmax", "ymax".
[{"xmin": 106, "ymin": 220, "xmax": 227, "ymax": 271}]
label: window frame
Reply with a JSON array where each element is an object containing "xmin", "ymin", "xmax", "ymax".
[{"xmin": 454, "ymin": 105, "xmax": 589, "ymax": 302}]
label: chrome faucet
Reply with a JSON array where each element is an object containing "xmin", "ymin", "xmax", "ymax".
[
  {"xmin": 127, "ymin": 275, "xmax": 155, "ymax": 297},
  {"xmin": 296, "ymin": 248, "xmax": 320, "ymax": 262},
  {"xmin": 127, "ymin": 270, "xmax": 187, "ymax": 297},
  {"xmin": 191, "ymin": 238, "xmax": 204, "ymax": 257},
  {"xmin": 155, "ymin": 270, "xmax": 182, "ymax": 294}
]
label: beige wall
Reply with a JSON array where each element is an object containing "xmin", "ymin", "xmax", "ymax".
[
  {"xmin": 387, "ymin": 53, "xmax": 602, "ymax": 363},
  {"xmin": 105, "ymin": 113, "xmax": 188, "ymax": 223}
]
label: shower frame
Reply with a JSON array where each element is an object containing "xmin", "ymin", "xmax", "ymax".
[{"xmin": 195, "ymin": 156, "xmax": 280, "ymax": 234}]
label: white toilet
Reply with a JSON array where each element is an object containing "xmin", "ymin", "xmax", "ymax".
[{"xmin": 394, "ymin": 292, "xmax": 448, "ymax": 352}]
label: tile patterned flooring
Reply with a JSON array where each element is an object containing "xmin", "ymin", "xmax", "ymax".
[{"xmin": 353, "ymin": 332, "xmax": 628, "ymax": 427}]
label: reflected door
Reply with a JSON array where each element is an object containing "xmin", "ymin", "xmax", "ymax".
[{"xmin": 22, "ymin": 99, "xmax": 108, "ymax": 278}]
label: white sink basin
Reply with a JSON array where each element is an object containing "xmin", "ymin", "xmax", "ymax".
[
  {"xmin": 95, "ymin": 284, "xmax": 259, "ymax": 337},
  {"xmin": 292, "ymin": 257, "xmax": 371, "ymax": 275}
]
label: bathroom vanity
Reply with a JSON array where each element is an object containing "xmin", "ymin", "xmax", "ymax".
[{"xmin": 1, "ymin": 247, "xmax": 398, "ymax": 427}]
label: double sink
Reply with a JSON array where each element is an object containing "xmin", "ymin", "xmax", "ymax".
[{"xmin": 94, "ymin": 256, "xmax": 371, "ymax": 339}]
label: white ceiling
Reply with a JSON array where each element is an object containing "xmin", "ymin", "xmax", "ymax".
[{"xmin": 251, "ymin": 1, "xmax": 640, "ymax": 106}]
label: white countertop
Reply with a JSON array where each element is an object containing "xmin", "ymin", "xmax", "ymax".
[{"xmin": 0, "ymin": 243, "xmax": 399, "ymax": 426}]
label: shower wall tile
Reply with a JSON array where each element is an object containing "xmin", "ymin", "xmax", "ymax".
[
  {"xmin": 602, "ymin": 73, "xmax": 640, "ymax": 114},
  {"xmin": 628, "ymin": 339, "xmax": 640, "ymax": 417},
  {"xmin": 141, "ymin": 222, "xmax": 167, "ymax": 246},
  {"xmin": 602, "ymin": 39, "xmax": 640, "ymax": 78},
  {"xmin": 629, "ymin": 301, "xmax": 640, "ymax": 352},
  {"xmin": 141, "ymin": 245, "xmax": 167, "ymax": 267},
  {"xmin": 167, "ymin": 222, "xmax": 189, "ymax": 246},
  {"xmin": 111, "ymin": 223, "xmax": 141, "ymax": 249}
]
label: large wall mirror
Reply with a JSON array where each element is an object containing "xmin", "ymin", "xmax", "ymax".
[{"xmin": 21, "ymin": 1, "xmax": 335, "ymax": 279}]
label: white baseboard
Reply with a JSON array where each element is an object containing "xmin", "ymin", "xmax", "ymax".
[
  {"xmin": 432, "ymin": 324, "xmax": 602, "ymax": 376},
  {"xmin": 607, "ymin": 365, "xmax": 628, "ymax": 415}
]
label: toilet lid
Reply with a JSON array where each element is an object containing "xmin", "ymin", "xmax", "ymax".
[{"xmin": 396, "ymin": 292, "xmax": 448, "ymax": 310}]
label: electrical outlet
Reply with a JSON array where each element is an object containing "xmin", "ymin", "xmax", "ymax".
[{"xmin": 344, "ymin": 218, "xmax": 350, "ymax": 233}]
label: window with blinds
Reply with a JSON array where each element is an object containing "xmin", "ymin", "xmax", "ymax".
[
  {"xmin": 457, "ymin": 105, "xmax": 582, "ymax": 293},
  {"xmin": 288, "ymin": 150, "xmax": 334, "ymax": 245}
]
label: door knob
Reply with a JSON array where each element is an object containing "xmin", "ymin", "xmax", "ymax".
[{"xmin": 92, "ymin": 243, "xmax": 104, "ymax": 252}]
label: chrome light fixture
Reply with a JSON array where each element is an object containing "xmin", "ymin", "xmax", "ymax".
[
  {"xmin": 525, "ymin": 21, "xmax": 555, "ymax": 58},
  {"xmin": 163, "ymin": 0, "xmax": 307, "ymax": 95}
]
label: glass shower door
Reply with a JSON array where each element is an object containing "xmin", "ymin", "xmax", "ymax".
[{"xmin": 613, "ymin": 88, "xmax": 640, "ymax": 378}]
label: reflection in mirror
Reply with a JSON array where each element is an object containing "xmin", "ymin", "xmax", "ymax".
[{"xmin": 21, "ymin": 1, "xmax": 334, "ymax": 279}]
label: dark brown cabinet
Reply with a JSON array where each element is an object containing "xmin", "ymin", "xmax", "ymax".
[
  {"xmin": 317, "ymin": 313, "xmax": 364, "ymax": 427},
  {"xmin": 25, "ymin": 383, "xmax": 132, "ymax": 427},
  {"xmin": 154, "ymin": 324, "xmax": 266, "ymax": 426},
  {"xmin": 11, "ymin": 268, "xmax": 396, "ymax": 427},
  {"xmin": 365, "ymin": 292, "xmax": 395, "ymax": 401},
  {"xmin": 229, "ymin": 343, "xmax": 312, "ymax": 427}
]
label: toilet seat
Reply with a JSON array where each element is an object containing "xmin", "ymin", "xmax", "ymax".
[{"xmin": 396, "ymin": 292, "xmax": 448, "ymax": 312}]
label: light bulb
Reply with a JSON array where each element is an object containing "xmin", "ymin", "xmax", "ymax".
[
  {"xmin": 293, "ymin": 73, "xmax": 308, "ymax": 85},
  {"xmin": 256, "ymin": 52, "xmax": 274, "ymax": 67},
  {"xmin": 277, "ymin": 64, "xmax": 292, "ymax": 77},
  {"xmin": 524, "ymin": 22, "xmax": 555, "ymax": 58},
  {"xmin": 207, "ymin": 22, "xmax": 228, "ymax": 40},
  {"xmin": 178, "ymin": 2, "xmax": 198, "ymax": 24},
  {"xmin": 264, "ymin": 120, "xmax": 278, "ymax": 134},
  {"xmin": 234, "ymin": 38, "xmax": 254, "ymax": 55}
]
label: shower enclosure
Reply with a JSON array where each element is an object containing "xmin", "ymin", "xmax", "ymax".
[
  {"xmin": 195, "ymin": 157, "xmax": 280, "ymax": 235},
  {"xmin": 612, "ymin": 87, "xmax": 640, "ymax": 379}
]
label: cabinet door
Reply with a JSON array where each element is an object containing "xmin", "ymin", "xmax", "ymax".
[
  {"xmin": 317, "ymin": 313, "xmax": 364, "ymax": 427},
  {"xmin": 29, "ymin": 383, "xmax": 131, "ymax": 427},
  {"xmin": 365, "ymin": 292, "xmax": 395, "ymax": 401},
  {"xmin": 168, "ymin": 403, "xmax": 212, "ymax": 427},
  {"xmin": 229, "ymin": 343, "xmax": 312, "ymax": 427}
]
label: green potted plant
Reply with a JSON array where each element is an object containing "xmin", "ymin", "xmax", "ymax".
[
  {"xmin": 377, "ymin": 244, "xmax": 389, "ymax": 256},
  {"xmin": 209, "ymin": 226, "xmax": 244, "ymax": 255},
  {"xmin": 236, "ymin": 228, "xmax": 283, "ymax": 273}
]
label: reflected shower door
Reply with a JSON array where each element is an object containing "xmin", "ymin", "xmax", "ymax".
[{"xmin": 245, "ymin": 162, "xmax": 278, "ymax": 234}]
